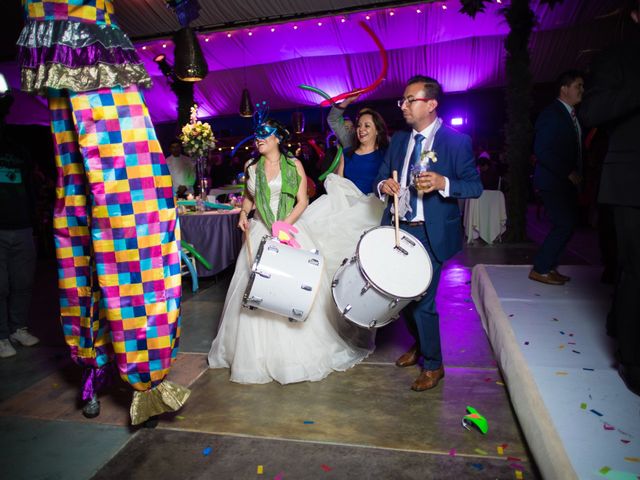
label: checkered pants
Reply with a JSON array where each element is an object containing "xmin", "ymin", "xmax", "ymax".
[{"xmin": 48, "ymin": 85, "xmax": 182, "ymax": 392}]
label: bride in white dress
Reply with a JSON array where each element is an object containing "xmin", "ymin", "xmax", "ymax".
[{"xmin": 208, "ymin": 120, "xmax": 379, "ymax": 384}]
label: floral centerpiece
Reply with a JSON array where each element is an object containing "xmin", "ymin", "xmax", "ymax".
[
  {"xmin": 180, "ymin": 105, "xmax": 216, "ymax": 204},
  {"xmin": 180, "ymin": 104, "xmax": 216, "ymax": 159}
]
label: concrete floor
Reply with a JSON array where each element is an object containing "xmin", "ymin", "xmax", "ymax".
[{"xmin": 0, "ymin": 206, "xmax": 601, "ymax": 479}]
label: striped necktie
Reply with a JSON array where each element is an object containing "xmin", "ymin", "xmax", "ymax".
[{"xmin": 407, "ymin": 133, "xmax": 425, "ymax": 220}]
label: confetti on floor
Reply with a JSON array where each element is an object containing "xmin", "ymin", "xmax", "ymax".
[
  {"xmin": 496, "ymin": 381, "xmax": 505, "ymax": 386},
  {"xmin": 583, "ymin": 368, "xmax": 594, "ymax": 371},
  {"xmin": 572, "ymin": 350, "xmax": 581, "ymax": 354},
  {"xmin": 604, "ymin": 423, "xmax": 615, "ymax": 431},
  {"xmin": 321, "ymin": 464, "xmax": 332, "ymax": 472},
  {"xmin": 524, "ymin": 341, "xmax": 530, "ymax": 345},
  {"xmin": 624, "ymin": 457, "xmax": 640, "ymax": 463},
  {"xmin": 497, "ymin": 446, "xmax": 504, "ymax": 455},
  {"xmin": 559, "ymin": 345, "xmax": 566, "ymax": 349},
  {"xmin": 202, "ymin": 447, "xmax": 212, "ymax": 456},
  {"xmin": 580, "ymin": 403, "xmax": 587, "ymax": 410},
  {"xmin": 176, "ymin": 415, "xmax": 185, "ymax": 420},
  {"xmin": 560, "ymin": 331, "xmax": 565, "ymax": 335},
  {"xmin": 474, "ymin": 448, "xmax": 488, "ymax": 455},
  {"xmin": 257, "ymin": 465, "xmax": 263, "ymax": 475},
  {"xmin": 552, "ymin": 317, "xmax": 559, "ymax": 321},
  {"xmin": 599, "ymin": 466, "xmax": 611, "ymax": 475},
  {"xmin": 621, "ymin": 439, "xmax": 631, "ymax": 444},
  {"xmin": 507, "ymin": 456, "xmax": 522, "ymax": 462},
  {"xmin": 449, "ymin": 448, "xmax": 456, "ymax": 456},
  {"xmin": 470, "ymin": 463, "xmax": 484, "ymax": 471},
  {"xmin": 303, "ymin": 420, "xmax": 315, "ymax": 424},
  {"xmin": 515, "ymin": 470, "xmax": 524, "ymax": 479},
  {"xmin": 591, "ymin": 409, "xmax": 603, "ymax": 417},
  {"xmin": 556, "ymin": 371, "xmax": 568, "ymax": 376},
  {"xmin": 274, "ymin": 472, "xmax": 284, "ymax": 480}
]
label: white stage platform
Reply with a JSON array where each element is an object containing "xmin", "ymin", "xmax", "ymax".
[{"xmin": 472, "ymin": 265, "xmax": 640, "ymax": 480}]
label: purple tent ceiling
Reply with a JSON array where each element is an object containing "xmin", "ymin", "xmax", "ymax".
[{"xmin": 3, "ymin": 0, "xmax": 622, "ymax": 126}]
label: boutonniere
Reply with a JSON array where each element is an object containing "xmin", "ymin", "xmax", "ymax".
[{"xmin": 420, "ymin": 150, "xmax": 438, "ymax": 163}]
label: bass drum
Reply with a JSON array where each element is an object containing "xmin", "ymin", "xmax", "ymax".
[
  {"xmin": 331, "ymin": 226, "xmax": 432, "ymax": 328},
  {"xmin": 243, "ymin": 235, "xmax": 324, "ymax": 322}
]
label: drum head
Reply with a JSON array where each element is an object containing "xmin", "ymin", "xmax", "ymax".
[{"xmin": 357, "ymin": 226, "xmax": 432, "ymax": 298}]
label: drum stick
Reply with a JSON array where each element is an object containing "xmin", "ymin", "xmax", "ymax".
[
  {"xmin": 244, "ymin": 223, "xmax": 253, "ymax": 268},
  {"xmin": 392, "ymin": 170, "xmax": 400, "ymax": 248}
]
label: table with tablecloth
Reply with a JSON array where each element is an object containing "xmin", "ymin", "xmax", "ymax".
[
  {"xmin": 179, "ymin": 209, "xmax": 243, "ymax": 276},
  {"xmin": 463, "ymin": 190, "xmax": 507, "ymax": 244}
]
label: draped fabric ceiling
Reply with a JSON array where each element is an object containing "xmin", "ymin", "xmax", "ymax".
[{"xmin": 3, "ymin": 0, "xmax": 623, "ymax": 125}]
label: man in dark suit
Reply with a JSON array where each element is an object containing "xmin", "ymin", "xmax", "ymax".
[
  {"xmin": 580, "ymin": 0, "xmax": 640, "ymax": 396},
  {"xmin": 530, "ymin": 70, "xmax": 585, "ymax": 285},
  {"xmin": 375, "ymin": 75, "xmax": 482, "ymax": 391}
]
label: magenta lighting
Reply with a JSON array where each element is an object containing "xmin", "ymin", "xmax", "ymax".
[{"xmin": 451, "ymin": 117, "xmax": 464, "ymax": 126}]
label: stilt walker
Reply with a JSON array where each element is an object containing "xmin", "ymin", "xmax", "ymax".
[{"xmin": 17, "ymin": 0, "xmax": 190, "ymax": 425}]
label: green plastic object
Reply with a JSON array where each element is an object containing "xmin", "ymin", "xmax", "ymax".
[
  {"xmin": 318, "ymin": 145, "xmax": 343, "ymax": 181},
  {"xmin": 462, "ymin": 406, "xmax": 488, "ymax": 434},
  {"xmin": 181, "ymin": 242, "xmax": 212, "ymax": 271}
]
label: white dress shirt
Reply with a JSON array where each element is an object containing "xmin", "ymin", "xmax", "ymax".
[{"xmin": 378, "ymin": 119, "xmax": 450, "ymax": 222}]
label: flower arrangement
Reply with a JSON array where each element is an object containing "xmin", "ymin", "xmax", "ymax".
[
  {"xmin": 420, "ymin": 150, "xmax": 438, "ymax": 163},
  {"xmin": 180, "ymin": 105, "xmax": 216, "ymax": 159}
]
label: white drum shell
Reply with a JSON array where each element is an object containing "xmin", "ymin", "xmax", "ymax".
[
  {"xmin": 243, "ymin": 236, "xmax": 324, "ymax": 321},
  {"xmin": 331, "ymin": 227, "xmax": 432, "ymax": 328}
]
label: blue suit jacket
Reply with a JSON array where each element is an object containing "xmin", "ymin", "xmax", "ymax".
[
  {"xmin": 374, "ymin": 126, "xmax": 482, "ymax": 262},
  {"xmin": 533, "ymin": 99, "xmax": 581, "ymax": 193}
]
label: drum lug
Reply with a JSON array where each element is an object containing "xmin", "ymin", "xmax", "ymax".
[
  {"xmin": 340, "ymin": 257, "xmax": 348, "ymax": 267},
  {"xmin": 393, "ymin": 245, "xmax": 409, "ymax": 256},
  {"xmin": 246, "ymin": 295, "xmax": 263, "ymax": 304},
  {"xmin": 331, "ymin": 278, "xmax": 339, "ymax": 288},
  {"xmin": 369, "ymin": 319, "xmax": 378, "ymax": 328},
  {"xmin": 360, "ymin": 282, "xmax": 370, "ymax": 295},
  {"xmin": 342, "ymin": 304, "xmax": 352, "ymax": 315},
  {"xmin": 291, "ymin": 308, "xmax": 304, "ymax": 317},
  {"xmin": 256, "ymin": 270, "xmax": 271, "ymax": 279},
  {"xmin": 310, "ymin": 249, "xmax": 319, "ymax": 255},
  {"xmin": 267, "ymin": 245, "xmax": 279, "ymax": 253},
  {"xmin": 301, "ymin": 284, "xmax": 313, "ymax": 291},
  {"xmin": 389, "ymin": 298, "xmax": 399, "ymax": 309},
  {"xmin": 401, "ymin": 235, "xmax": 416, "ymax": 247},
  {"xmin": 308, "ymin": 258, "xmax": 320, "ymax": 266},
  {"xmin": 349, "ymin": 256, "xmax": 357, "ymax": 264}
]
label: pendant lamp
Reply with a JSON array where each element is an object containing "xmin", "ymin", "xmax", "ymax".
[
  {"xmin": 239, "ymin": 88, "xmax": 254, "ymax": 118},
  {"xmin": 173, "ymin": 27, "xmax": 208, "ymax": 82}
]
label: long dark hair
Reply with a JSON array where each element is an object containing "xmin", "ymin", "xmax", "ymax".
[{"xmin": 353, "ymin": 108, "xmax": 389, "ymax": 151}]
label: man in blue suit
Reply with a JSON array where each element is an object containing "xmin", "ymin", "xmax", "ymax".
[
  {"xmin": 375, "ymin": 75, "xmax": 482, "ymax": 391},
  {"xmin": 530, "ymin": 70, "xmax": 584, "ymax": 285}
]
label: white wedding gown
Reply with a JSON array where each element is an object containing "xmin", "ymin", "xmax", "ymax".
[{"xmin": 208, "ymin": 170, "xmax": 384, "ymax": 384}]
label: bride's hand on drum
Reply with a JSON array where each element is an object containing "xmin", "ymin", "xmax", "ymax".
[{"xmin": 381, "ymin": 178, "xmax": 401, "ymax": 196}]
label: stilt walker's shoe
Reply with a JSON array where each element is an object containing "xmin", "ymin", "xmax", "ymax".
[{"xmin": 82, "ymin": 394, "xmax": 100, "ymax": 418}]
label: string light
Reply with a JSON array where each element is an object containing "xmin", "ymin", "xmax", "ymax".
[
  {"xmin": 162, "ymin": 43, "xmax": 167, "ymax": 48},
  {"xmin": 341, "ymin": 17, "xmax": 346, "ymax": 23},
  {"xmin": 442, "ymin": 4, "xmax": 447, "ymax": 10},
  {"xmin": 365, "ymin": 15, "xmax": 371, "ymax": 20},
  {"xmin": 248, "ymin": 31, "xmax": 253, "ymax": 36},
  {"xmin": 416, "ymin": 8, "xmax": 422, "ymax": 14},
  {"xmin": 204, "ymin": 37, "xmax": 209, "ymax": 42},
  {"xmin": 293, "ymin": 25, "xmax": 298, "ymax": 30},
  {"xmin": 389, "ymin": 11, "xmax": 395, "ymax": 16},
  {"xmin": 317, "ymin": 21, "xmax": 323, "ymax": 26},
  {"xmin": 142, "ymin": 45, "xmax": 147, "ymax": 50},
  {"xmin": 227, "ymin": 33, "xmax": 231, "ymax": 38},
  {"xmin": 270, "ymin": 27, "xmax": 276, "ymax": 32}
]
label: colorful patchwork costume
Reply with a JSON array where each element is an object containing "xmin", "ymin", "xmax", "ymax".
[{"xmin": 17, "ymin": 0, "xmax": 190, "ymax": 424}]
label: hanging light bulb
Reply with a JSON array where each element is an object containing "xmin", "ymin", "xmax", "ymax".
[{"xmin": 173, "ymin": 27, "xmax": 208, "ymax": 82}]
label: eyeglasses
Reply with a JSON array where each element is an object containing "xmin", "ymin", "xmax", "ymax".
[{"xmin": 397, "ymin": 97, "xmax": 432, "ymax": 108}]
